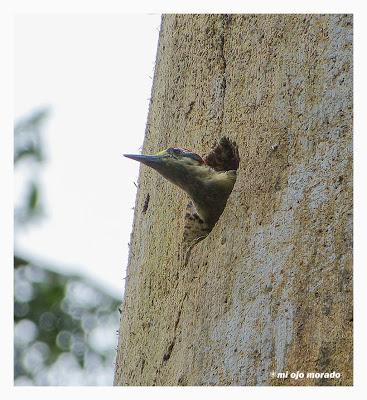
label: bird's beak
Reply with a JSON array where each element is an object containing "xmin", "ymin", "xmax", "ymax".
[{"xmin": 123, "ymin": 153, "xmax": 167, "ymax": 167}]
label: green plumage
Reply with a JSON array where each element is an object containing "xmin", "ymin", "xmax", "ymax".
[{"xmin": 124, "ymin": 137, "xmax": 239, "ymax": 241}]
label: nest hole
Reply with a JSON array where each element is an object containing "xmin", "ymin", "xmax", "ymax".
[{"xmin": 182, "ymin": 136, "xmax": 240, "ymax": 246}]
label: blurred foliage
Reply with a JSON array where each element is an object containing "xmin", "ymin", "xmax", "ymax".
[
  {"xmin": 14, "ymin": 108, "xmax": 47, "ymax": 164},
  {"xmin": 14, "ymin": 108, "xmax": 48, "ymax": 226},
  {"xmin": 14, "ymin": 109, "xmax": 120, "ymax": 385},
  {"xmin": 14, "ymin": 259, "xmax": 120, "ymax": 385}
]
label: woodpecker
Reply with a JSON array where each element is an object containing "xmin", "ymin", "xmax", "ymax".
[{"xmin": 124, "ymin": 137, "xmax": 239, "ymax": 239}]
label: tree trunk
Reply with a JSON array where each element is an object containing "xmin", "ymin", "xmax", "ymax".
[{"xmin": 114, "ymin": 14, "xmax": 352, "ymax": 386}]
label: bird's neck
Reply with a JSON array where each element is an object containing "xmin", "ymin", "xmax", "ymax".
[{"xmin": 182, "ymin": 166, "xmax": 235, "ymax": 228}]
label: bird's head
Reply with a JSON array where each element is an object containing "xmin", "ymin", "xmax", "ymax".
[{"xmin": 124, "ymin": 147, "xmax": 207, "ymax": 192}]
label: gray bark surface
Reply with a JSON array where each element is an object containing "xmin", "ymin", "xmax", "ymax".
[{"xmin": 114, "ymin": 14, "xmax": 352, "ymax": 386}]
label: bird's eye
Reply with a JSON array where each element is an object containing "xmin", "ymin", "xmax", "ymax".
[{"xmin": 168, "ymin": 147, "xmax": 183, "ymax": 156}]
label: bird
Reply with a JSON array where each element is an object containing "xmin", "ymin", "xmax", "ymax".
[{"xmin": 124, "ymin": 137, "xmax": 239, "ymax": 243}]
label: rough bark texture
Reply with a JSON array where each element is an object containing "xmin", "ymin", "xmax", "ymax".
[{"xmin": 114, "ymin": 14, "xmax": 352, "ymax": 386}]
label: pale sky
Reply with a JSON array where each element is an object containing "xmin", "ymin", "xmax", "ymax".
[{"xmin": 14, "ymin": 14, "xmax": 161, "ymax": 297}]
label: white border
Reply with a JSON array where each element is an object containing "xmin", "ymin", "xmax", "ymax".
[{"xmin": 1, "ymin": 1, "xmax": 366, "ymax": 399}]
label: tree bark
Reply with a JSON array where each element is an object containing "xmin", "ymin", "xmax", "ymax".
[{"xmin": 114, "ymin": 14, "xmax": 352, "ymax": 386}]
